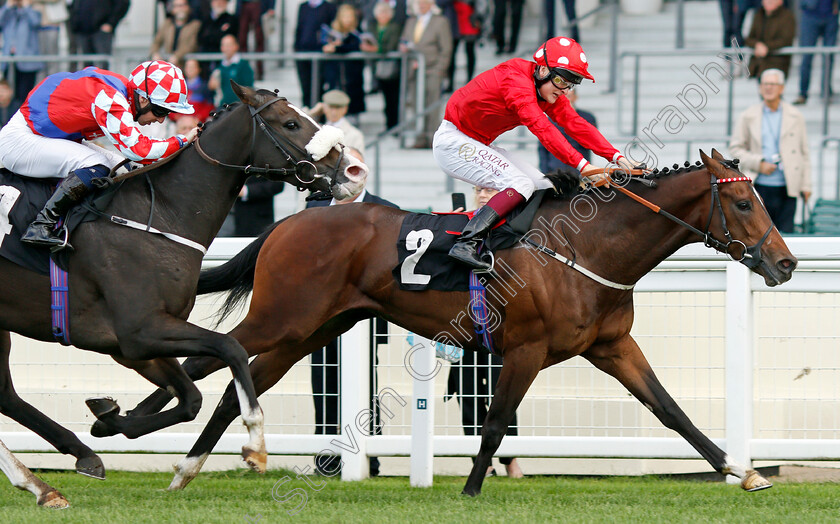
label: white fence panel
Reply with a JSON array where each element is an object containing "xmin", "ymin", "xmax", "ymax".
[{"xmin": 2, "ymin": 238, "xmax": 840, "ymax": 481}]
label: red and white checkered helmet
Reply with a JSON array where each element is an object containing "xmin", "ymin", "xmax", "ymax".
[
  {"xmin": 533, "ymin": 37, "xmax": 594, "ymax": 84},
  {"xmin": 128, "ymin": 60, "xmax": 195, "ymax": 114}
]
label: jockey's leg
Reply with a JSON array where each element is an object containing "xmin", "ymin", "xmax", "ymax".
[
  {"xmin": 20, "ymin": 164, "xmax": 109, "ymax": 250},
  {"xmin": 449, "ymin": 189, "xmax": 524, "ymax": 270},
  {"xmin": 433, "ymin": 121, "xmax": 549, "ymax": 270}
]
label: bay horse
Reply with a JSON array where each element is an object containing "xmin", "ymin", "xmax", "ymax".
[
  {"xmin": 123, "ymin": 150, "xmax": 795, "ymax": 494},
  {"xmin": 0, "ymin": 82, "xmax": 367, "ymax": 507}
]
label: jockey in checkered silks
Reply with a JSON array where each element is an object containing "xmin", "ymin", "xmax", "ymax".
[{"xmin": 0, "ymin": 60, "xmax": 199, "ymax": 250}]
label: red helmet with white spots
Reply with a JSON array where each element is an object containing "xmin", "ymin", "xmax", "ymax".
[
  {"xmin": 128, "ymin": 60, "xmax": 195, "ymax": 114},
  {"xmin": 533, "ymin": 36, "xmax": 594, "ymax": 84}
]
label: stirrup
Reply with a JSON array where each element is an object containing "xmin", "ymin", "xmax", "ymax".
[
  {"xmin": 472, "ymin": 250, "xmax": 495, "ymax": 274},
  {"xmin": 49, "ymin": 226, "xmax": 73, "ymax": 253}
]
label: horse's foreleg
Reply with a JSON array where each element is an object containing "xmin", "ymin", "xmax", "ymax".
[
  {"xmin": 117, "ymin": 317, "xmax": 266, "ymax": 473},
  {"xmin": 170, "ymin": 347, "xmax": 303, "ymax": 490},
  {"xmin": 462, "ymin": 347, "xmax": 543, "ymax": 497},
  {"xmin": 583, "ymin": 335, "xmax": 771, "ymax": 492},
  {"xmin": 88, "ymin": 357, "xmax": 203, "ymax": 439},
  {"xmin": 0, "ymin": 330, "xmax": 104, "ymax": 479},
  {"xmin": 0, "ymin": 438, "xmax": 69, "ymax": 508}
]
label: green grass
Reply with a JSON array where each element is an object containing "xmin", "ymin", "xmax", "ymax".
[{"xmin": 1, "ymin": 469, "xmax": 840, "ymax": 523}]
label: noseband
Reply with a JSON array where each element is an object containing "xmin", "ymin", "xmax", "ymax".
[
  {"xmin": 609, "ymin": 171, "xmax": 773, "ymax": 271},
  {"xmin": 194, "ymin": 96, "xmax": 344, "ymax": 188}
]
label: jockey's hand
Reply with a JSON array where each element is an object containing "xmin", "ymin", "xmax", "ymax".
[
  {"xmin": 580, "ymin": 163, "xmax": 607, "ymax": 185},
  {"xmin": 183, "ymin": 126, "xmax": 200, "ymax": 144},
  {"xmin": 616, "ymin": 157, "xmax": 636, "ymax": 172}
]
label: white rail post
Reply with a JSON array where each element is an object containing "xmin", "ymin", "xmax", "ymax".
[
  {"xmin": 409, "ymin": 336, "xmax": 438, "ymax": 487},
  {"xmin": 339, "ymin": 320, "xmax": 370, "ymax": 481},
  {"xmin": 725, "ymin": 261, "xmax": 754, "ymax": 483}
]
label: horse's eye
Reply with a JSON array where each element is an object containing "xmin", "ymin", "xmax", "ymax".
[
  {"xmin": 736, "ymin": 200, "xmax": 752, "ymax": 211},
  {"xmin": 284, "ymin": 121, "xmax": 299, "ymax": 130}
]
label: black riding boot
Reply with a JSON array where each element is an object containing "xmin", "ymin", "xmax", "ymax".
[
  {"xmin": 21, "ymin": 172, "xmax": 91, "ymax": 250},
  {"xmin": 448, "ymin": 206, "xmax": 501, "ymax": 270}
]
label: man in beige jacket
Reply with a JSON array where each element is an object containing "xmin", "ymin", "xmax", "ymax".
[
  {"xmin": 400, "ymin": 0, "xmax": 453, "ymax": 148},
  {"xmin": 729, "ymin": 68, "xmax": 812, "ymax": 233}
]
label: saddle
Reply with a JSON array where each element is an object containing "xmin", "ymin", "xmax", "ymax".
[
  {"xmin": 0, "ymin": 170, "xmax": 119, "ymax": 275},
  {"xmin": 392, "ymin": 190, "xmax": 547, "ymax": 292}
]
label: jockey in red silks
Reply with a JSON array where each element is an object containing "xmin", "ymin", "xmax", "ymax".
[
  {"xmin": 0, "ymin": 60, "xmax": 199, "ymax": 250},
  {"xmin": 433, "ymin": 36, "xmax": 634, "ymax": 270}
]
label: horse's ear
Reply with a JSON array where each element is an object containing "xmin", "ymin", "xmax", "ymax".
[
  {"xmin": 699, "ymin": 149, "xmax": 726, "ymax": 178},
  {"xmin": 231, "ymin": 80, "xmax": 258, "ymax": 106},
  {"xmin": 710, "ymin": 148, "xmax": 726, "ymax": 161}
]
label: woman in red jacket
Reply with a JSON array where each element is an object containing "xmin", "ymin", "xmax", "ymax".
[{"xmin": 433, "ymin": 36, "xmax": 632, "ymax": 270}]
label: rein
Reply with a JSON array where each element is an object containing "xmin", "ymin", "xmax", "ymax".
[
  {"xmin": 596, "ymin": 169, "xmax": 773, "ymax": 269},
  {"xmin": 193, "ymin": 98, "xmax": 344, "ymax": 187},
  {"xmin": 521, "ymin": 165, "xmax": 772, "ymax": 291}
]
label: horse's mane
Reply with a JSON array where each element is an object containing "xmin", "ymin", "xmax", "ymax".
[
  {"xmin": 201, "ymin": 102, "xmax": 241, "ymax": 131},
  {"xmin": 542, "ymin": 157, "xmax": 743, "ymax": 204},
  {"xmin": 199, "ymin": 90, "xmax": 289, "ymax": 133},
  {"xmin": 544, "ymin": 167, "xmax": 582, "ymax": 201},
  {"xmin": 641, "ymin": 158, "xmax": 740, "ymax": 180}
]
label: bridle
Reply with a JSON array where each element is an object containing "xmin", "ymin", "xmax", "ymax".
[
  {"xmin": 193, "ymin": 96, "xmax": 344, "ymax": 188},
  {"xmin": 599, "ymin": 167, "xmax": 773, "ymax": 271}
]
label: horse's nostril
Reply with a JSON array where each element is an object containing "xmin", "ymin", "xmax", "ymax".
[
  {"xmin": 345, "ymin": 165, "xmax": 366, "ymax": 181},
  {"xmin": 777, "ymin": 258, "xmax": 797, "ymax": 273}
]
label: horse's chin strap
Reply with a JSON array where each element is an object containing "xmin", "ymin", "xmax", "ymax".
[{"xmin": 601, "ymin": 171, "xmax": 772, "ymax": 269}]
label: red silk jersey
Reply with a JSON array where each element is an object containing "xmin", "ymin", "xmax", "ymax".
[
  {"xmin": 19, "ymin": 68, "xmax": 183, "ymax": 165},
  {"xmin": 444, "ymin": 59, "xmax": 621, "ymax": 171}
]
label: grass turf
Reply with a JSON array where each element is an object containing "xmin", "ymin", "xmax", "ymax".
[{"xmin": 1, "ymin": 469, "xmax": 839, "ymax": 523}]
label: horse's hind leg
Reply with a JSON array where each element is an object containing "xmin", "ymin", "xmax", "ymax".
[
  {"xmin": 115, "ymin": 316, "xmax": 265, "ymax": 472},
  {"xmin": 87, "ymin": 357, "xmax": 203, "ymax": 439},
  {"xmin": 169, "ymin": 346, "xmax": 307, "ymax": 490},
  {"xmin": 583, "ymin": 335, "xmax": 771, "ymax": 492},
  {"xmin": 0, "ymin": 330, "xmax": 104, "ymax": 479},
  {"xmin": 0, "ymin": 438, "xmax": 69, "ymax": 508},
  {"xmin": 462, "ymin": 346, "xmax": 544, "ymax": 496}
]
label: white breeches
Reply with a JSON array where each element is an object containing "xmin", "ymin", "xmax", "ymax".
[
  {"xmin": 432, "ymin": 120, "xmax": 554, "ymax": 200},
  {"xmin": 0, "ymin": 111, "xmax": 124, "ymax": 178}
]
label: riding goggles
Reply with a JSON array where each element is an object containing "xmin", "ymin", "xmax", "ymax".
[
  {"xmin": 549, "ymin": 72, "xmax": 575, "ymax": 91},
  {"xmin": 150, "ymin": 104, "xmax": 172, "ymax": 118}
]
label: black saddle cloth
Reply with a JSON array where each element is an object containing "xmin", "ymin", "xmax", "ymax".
[
  {"xmin": 392, "ymin": 190, "xmax": 547, "ymax": 292},
  {"xmin": 0, "ymin": 170, "xmax": 118, "ymax": 275}
]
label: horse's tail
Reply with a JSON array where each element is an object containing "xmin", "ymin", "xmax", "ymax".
[{"xmin": 198, "ymin": 218, "xmax": 287, "ymax": 324}]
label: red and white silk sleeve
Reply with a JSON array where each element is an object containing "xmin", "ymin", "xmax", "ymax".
[{"xmin": 90, "ymin": 88, "xmax": 183, "ymax": 164}]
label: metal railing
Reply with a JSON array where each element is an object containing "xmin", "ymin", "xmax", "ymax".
[
  {"xmin": 618, "ymin": 45, "xmax": 840, "ymax": 137},
  {"xmin": 818, "ymin": 137, "xmax": 840, "ymax": 201},
  {"xmin": 182, "ymin": 50, "xmax": 424, "ymax": 115},
  {"xmin": 367, "ymin": 94, "xmax": 448, "ymax": 196}
]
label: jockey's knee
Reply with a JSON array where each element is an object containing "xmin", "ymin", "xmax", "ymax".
[
  {"xmin": 71, "ymin": 164, "xmax": 110, "ymax": 188},
  {"xmin": 508, "ymin": 179, "xmax": 535, "ymax": 200}
]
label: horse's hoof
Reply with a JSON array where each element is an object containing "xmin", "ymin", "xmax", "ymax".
[
  {"xmin": 242, "ymin": 448, "xmax": 267, "ymax": 474},
  {"xmin": 75, "ymin": 456, "xmax": 105, "ymax": 479},
  {"xmin": 461, "ymin": 487, "xmax": 480, "ymax": 497},
  {"xmin": 38, "ymin": 490, "xmax": 70, "ymax": 509},
  {"xmin": 168, "ymin": 474, "xmax": 190, "ymax": 491},
  {"xmin": 85, "ymin": 397, "xmax": 120, "ymax": 419},
  {"xmin": 741, "ymin": 469, "xmax": 773, "ymax": 492},
  {"xmin": 90, "ymin": 419, "xmax": 119, "ymax": 438}
]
